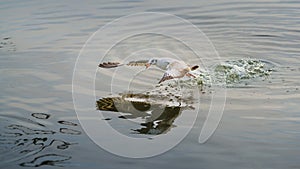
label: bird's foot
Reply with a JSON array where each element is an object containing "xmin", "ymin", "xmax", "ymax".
[{"xmin": 186, "ymin": 73, "xmax": 196, "ymax": 78}]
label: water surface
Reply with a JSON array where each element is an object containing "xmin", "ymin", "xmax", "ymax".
[{"xmin": 1, "ymin": 0, "xmax": 300, "ymax": 168}]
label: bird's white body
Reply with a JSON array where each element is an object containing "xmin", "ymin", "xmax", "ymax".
[
  {"xmin": 148, "ymin": 58, "xmax": 193, "ymax": 83},
  {"xmin": 155, "ymin": 58, "xmax": 177, "ymax": 70}
]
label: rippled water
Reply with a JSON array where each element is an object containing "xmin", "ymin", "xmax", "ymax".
[{"xmin": 1, "ymin": 0, "xmax": 300, "ymax": 168}]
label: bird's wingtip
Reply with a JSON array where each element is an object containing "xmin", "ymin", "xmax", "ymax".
[{"xmin": 98, "ymin": 62, "xmax": 120, "ymax": 68}]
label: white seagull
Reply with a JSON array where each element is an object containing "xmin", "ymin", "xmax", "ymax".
[{"xmin": 99, "ymin": 58, "xmax": 199, "ymax": 83}]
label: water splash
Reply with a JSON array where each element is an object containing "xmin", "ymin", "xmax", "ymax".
[
  {"xmin": 213, "ymin": 58, "xmax": 273, "ymax": 84},
  {"xmin": 177, "ymin": 58, "xmax": 274, "ymax": 87}
]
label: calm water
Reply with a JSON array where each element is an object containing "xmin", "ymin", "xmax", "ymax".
[{"xmin": 1, "ymin": 0, "xmax": 300, "ymax": 168}]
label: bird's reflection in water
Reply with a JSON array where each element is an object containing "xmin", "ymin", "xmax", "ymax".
[{"xmin": 96, "ymin": 93, "xmax": 194, "ymax": 135}]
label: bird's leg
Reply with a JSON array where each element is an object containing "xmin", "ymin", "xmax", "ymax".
[{"xmin": 186, "ymin": 73, "xmax": 196, "ymax": 78}]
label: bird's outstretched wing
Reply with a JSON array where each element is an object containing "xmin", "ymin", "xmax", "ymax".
[
  {"xmin": 158, "ymin": 72, "xmax": 174, "ymax": 83},
  {"xmin": 126, "ymin": 60, "xmax": 149, "ymax": 66},
  {"xmin": 99, "ymin": 60, "xmax": 149, "ymax": 68},
  {"xmin": 158, "ymin": 61, "xmax": 189, "ymax": 83},
  {"xmin": 99, "ymin": 62, "xmax": 122, "ymax": 68}
]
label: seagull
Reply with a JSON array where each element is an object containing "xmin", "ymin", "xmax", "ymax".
[{"xmin": 99, "ymin": 58, "xmax": 199, "ymax": 83}]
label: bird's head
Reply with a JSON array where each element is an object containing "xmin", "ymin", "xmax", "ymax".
[{"xmin": 145, "ymin": 58, "xmax": 158, "ymax": 68}]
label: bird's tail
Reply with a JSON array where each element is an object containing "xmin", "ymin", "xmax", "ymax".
[{"xmin": 191, "ymin": 65, "xmax": 199, "ymax": 71}]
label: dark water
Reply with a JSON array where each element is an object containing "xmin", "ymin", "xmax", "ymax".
[{"xmin": 1, "ymin": 0, "xmax": 300, "ymax": 168}]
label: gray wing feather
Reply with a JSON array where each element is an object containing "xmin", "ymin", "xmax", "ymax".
[{"xmin": 99, "ymin": 60, "xmax": 149, "ymax": 68}]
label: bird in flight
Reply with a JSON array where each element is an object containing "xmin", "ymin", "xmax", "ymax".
[{"xmin": 99, "ymin": 58, "xmax": 199, "ymax": 83}]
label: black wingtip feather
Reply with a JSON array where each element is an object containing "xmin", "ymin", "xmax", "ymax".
[{"xmin": 99, "ymin": 62, "xmax": 120, "ymax": 68}]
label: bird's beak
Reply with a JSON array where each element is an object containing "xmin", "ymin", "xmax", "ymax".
[{"xmin": 145, "ymin": 63, "xmax": 150, "ymax": 69}]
